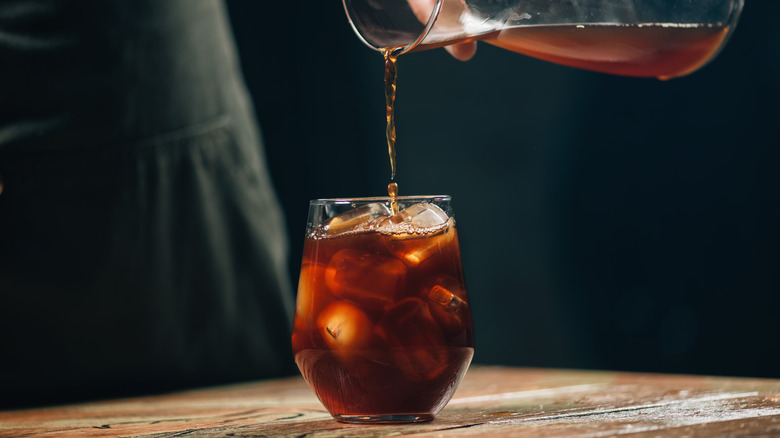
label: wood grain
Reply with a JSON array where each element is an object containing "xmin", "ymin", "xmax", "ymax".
[{"xmin": 2, "ymin": 366, "xmax": 779, "ymax": 437}]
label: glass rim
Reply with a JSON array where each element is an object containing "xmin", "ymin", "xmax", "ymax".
[
  {"xmin": 342, "ymin": 0, "xmax": 443, "ymax": 54},
  {"xmin": 309, "ymin": 195, "xmax": 451, "ymax": 205}
]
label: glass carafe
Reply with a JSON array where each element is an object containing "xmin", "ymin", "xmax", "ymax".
[{"xmin": 343, "ymin": 0, "xmax": 744, "ymax": 79}]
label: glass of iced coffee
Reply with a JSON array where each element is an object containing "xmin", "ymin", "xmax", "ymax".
[{"xmin": 292, "ymin": 195, "xmax": 474, "ymax": 423}]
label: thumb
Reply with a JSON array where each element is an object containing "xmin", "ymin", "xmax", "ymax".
[{"xmin": 444, "ymin": 42, "xmax": 477, "ymax": 61}]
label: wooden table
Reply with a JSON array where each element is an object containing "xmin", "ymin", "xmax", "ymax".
[{"xmin": 2, "ymin": 366, "xmax": 780, "ymax": 437}]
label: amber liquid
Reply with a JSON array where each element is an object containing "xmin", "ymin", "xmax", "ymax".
[
  {"xmin": 292, "ymin": 221, "xmax": 474, "ymax": 420},
  {"xmin": 485, "ymin": 23, "xmax": 730, "ymax": 80},
  {"xmin": 382, "ymin": 49, "xmax": 403, "ymax": 209},
  {"xmin": 382, "ymin": 49, "xmax": 400, "ymax": 180}
]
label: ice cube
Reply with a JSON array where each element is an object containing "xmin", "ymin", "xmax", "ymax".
[
  {"xmin": 376, "ymin": 298, "xmax": 449, "ymax": 381},
  {"xmin": 383, "ymin": 224, "xmax": 457, "ymax": 267},
  {"xmin": 317, "ymin": 301, "xmax": 374, "ymax": 350},
  {"xmin": 378, "ymin": 203, "xmax": 456, "ymax": 266},
  {"xmin": 422, "ymin": 274, "xmax": 471, "ymax": 341},
  {"xmin": 295, "ymin": 263, "xmax": 333, "ymax": 328},
  {"xmin": 324, "ymin": 249, "xmax": 407, "ymax": 310},
  {"xmin": 428, "ymin": 285, "xmax": 467, "ymax": 310},
  {"xmin": 388, "ymin": 202, "xmax": 448, "ymax": 228},
  {"xmin": 323, "ymin": 202, "xmax": 391, "ymax": 235}
]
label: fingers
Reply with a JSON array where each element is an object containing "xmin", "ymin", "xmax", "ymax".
[{"xmin": 444, "ymin": 42, "xmax": 477, "ymax": 61}]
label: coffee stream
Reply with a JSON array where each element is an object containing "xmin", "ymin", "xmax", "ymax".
[
  {"xmin": 382, "ymin": 48, "xmax": 401, "ymax": 215},
  {"xmin": 387, "ymin": 181, "xmax": 399, "ymax": 215}
]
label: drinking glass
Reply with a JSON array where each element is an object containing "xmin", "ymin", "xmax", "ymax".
[
  {"xmin": 292, "ymin": 196, "xmax": 474, "ymax": 423},
  {"xmin": 343, "ymin": 0, "xmax": 744, "ymax": 79}
]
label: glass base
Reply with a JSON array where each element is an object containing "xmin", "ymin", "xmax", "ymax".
[{"xmin": 334, "ymin": 413, "xmax": 434, "ymax": 424}]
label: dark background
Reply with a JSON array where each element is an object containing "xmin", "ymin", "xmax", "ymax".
[{"xmin": 226, "ymin": 1, "xmax": 779, "ymax": 379}]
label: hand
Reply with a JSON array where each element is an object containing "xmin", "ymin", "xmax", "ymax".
[
  {"xmin": 409, "ymin": 0, "xmax": 477, "ymax": 61},
  {"xmin": 444, "ymin": 42, "xmax": 477, "ymax": 61}
]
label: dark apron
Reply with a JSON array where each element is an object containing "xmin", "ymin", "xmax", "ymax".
[{"xmin": 0, "ymin": 0, "xmax": 295, "ymax": 407}]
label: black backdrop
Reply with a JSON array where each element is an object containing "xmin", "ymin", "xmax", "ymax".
[{"xmin": 226, "ymin": 1, "xmax": 780, "ymax": 379}]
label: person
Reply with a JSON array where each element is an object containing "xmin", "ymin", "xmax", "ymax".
[
  {"xmin": 0, "ymin": 0, "xmax": 473, "ymax": 408},
  {"xmin": 0, "ymin": 0, "xmax": 295, "ymax": 408}
]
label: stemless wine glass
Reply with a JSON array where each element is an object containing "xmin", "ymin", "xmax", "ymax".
[
  {"xmin": 343, "ymin": 0, "xmax": 744, "ymax": 79},
  {"xmin": 291, "ymin": 196, "xmax": 474, "ymax": 423}
]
